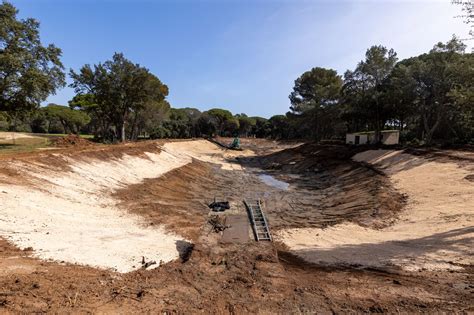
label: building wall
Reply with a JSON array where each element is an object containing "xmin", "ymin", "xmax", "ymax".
[
  {"xmin": 346, "ymin": 133, "xmax": 369, "ymax": 144},
  {"xmin": 346, "ymin": 132, "xmax": 399, "ymax": 145},
  {"xmin": 346, "ymin": 134, "xmax": 356, "ymax": 144},
  {"xmin": 382, "ymin": 132, "xmax": 399, "ymax": 145}
]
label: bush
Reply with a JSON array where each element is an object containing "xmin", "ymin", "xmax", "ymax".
[{"xmin": 150, "ymin": 125, "xmax": 171, "ymax": 139}]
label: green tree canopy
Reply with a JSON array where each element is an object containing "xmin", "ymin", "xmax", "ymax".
[
  {"xmin": 289, "ymin": 67, "xmax": 342, "ymax": 114},
  {"xmin": 204, "ymin": 108, "xmax": 238, "ymax": 136},
  {"xmin": 397, "ymin": 37, "xmax": 472, "ymax": 143},
  {"xmin": 0, "ymin": 1, "xmax": 65, "ymax": 112},
  {"xmin": 288, "ymin": 67, "xmax": 343, "ymax": 140},
  {"xmin": 453, "ymin": 0, "xmax": 473, "ymax": 42},
  {"xmin": 250, "ymin": 116, "xmax": 268, "ymax": 138},
  {"xmin": 267, "ymin": 115, "xmax": 291, "ymax": 139},
  {"xmin": 169, "ymin": 107, "xmax": 201, "ymax": 121},
  {"xmin": 206, "ymin": 108, "xmax": 233, "ymax": 123},
  {"xmin": 235, "ymin": 114, "xmax": 256, "ymax": 136},
  {"xmin": 131, "ymin": 100, "xmax": 171, "ymax": 139},
  {"xmin": 43, "ymin": 103, "xmax": 90, "ymax": 134},
  {"xmin": 70, "ymin": 53, "xmax": 169, "ymax": 141},
  {"xmin": 342, "ymin": 45, "xmax": 398, "ymax": 142}
]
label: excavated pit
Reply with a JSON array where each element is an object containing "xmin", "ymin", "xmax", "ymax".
[{"xmin": 0, "ymin": 139, "xmax": 472, "ymax": 313}]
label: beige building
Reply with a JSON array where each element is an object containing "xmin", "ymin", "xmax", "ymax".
[{"xmin": 346, "ymin": 130, "xmax": 399, "ymax": 145}]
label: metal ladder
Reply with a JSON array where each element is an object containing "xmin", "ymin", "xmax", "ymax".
[{"xmin": 244, "ymin": 199, "xmax": 272, "ymax": 241}]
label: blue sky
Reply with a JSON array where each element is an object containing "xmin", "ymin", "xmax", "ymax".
[{"xmin": 11, "ymin": 0, "xmax": 472, "ymax": 118}]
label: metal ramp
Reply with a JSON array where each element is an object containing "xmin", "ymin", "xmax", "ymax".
[{"xmin": 244, "ymin": 200, "xmax": 272, "ymax": 241}]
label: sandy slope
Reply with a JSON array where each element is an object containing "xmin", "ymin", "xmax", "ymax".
[
  {"xmin": 0, "ymin": 140, "xmax": 250, "ymax": 272},
  {"xmin": 0, "ymin": 132, "xmax": 38, "ymax": 140},
  {"xmin": 163, "ymin": 139, "xmax": 253, "ymax": 171},
  {"xmin": 277, "ymin": 149, "xmax": 474, "ymax": 271}
]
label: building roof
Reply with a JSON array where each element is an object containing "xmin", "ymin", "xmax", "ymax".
[{"xmin": 348, "ymin": 130, "xmax": 399, "ymax": 135}]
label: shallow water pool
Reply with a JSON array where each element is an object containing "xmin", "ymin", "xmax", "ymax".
[{"xmin": 258, "ymin": 174, "xmax": 290, "ymax": 190}]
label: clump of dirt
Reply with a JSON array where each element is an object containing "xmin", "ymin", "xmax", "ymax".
[
  {"xmin": 465, "ymin": 174, "xmax": 474, "ymax": 182},
  {"xmin": 52, "ymin": 134, "xmax": 94, "ymax": 147},
  {"xmin": 208, "ymin": 215, "xmax": 229, "ymax": 232}
]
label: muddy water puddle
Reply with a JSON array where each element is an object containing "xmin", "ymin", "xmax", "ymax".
[{"xmin": 258, "ymin": 174, "xmax": 290, "ymax": 190}]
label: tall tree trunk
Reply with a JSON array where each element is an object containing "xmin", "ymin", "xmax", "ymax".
[
  {"xmin": 372, "ymin": 101, "xmax": 381, "ymax": 144},
  {"xmin": 120, "ymin": 121, "xmax": 126, "ymax": 142},
  {"xmin": 59, "ymin": 119, "xmax": 68, "ymax": 134},
  {"xmin": 372, "ymin": 119, "xmax": 381, "ymax": 144},
  {"xmin": 423, "ymin": 110, "xmax": 441, "ymax": 145},
  {"xmin": 130, "ymin": 111, "xmax": 139, "ymax": 141}
]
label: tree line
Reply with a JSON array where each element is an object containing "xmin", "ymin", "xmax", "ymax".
[
  {"xmin": 285, "ymin": 37, "xmax": 473, "ymax": 144},
  {"xmin": 1, "ymin": 1, "xmax": 473, "ymax": 145}
]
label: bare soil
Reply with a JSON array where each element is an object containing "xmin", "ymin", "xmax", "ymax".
[
  {"xmin": 0, "ymin": 139, "xmax": 472, "ymax": 313},
  {"xmin": 51, "ymin": 134, "xmax": 95, "ymax": 147},
  {"xmin": 240, "ymin": 143, "xmax": 406, "ymax": 229},
  {"xmin": 1, "ymin": 234, "xmax": 472, "ymax": 313}
]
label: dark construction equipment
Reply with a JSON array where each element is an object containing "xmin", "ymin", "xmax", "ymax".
[
  {"xmin": 244, "ymin": 199, "xmax": 272, "ymax": 241},
  {"xmin": 205, "ymin": 137, "xmax": 242, "ymax": 151},
  {"xmin": 208, "ymin": 199, "xmax": 230, "ymax": 212},
  {"xmin": 229, "ymin": 137, "xmax": 240, "ymax": 149}
]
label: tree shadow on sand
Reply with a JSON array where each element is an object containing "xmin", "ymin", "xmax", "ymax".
[{"xmin": 292, "ymin": 226, "xmax": 474, "ymax": 270}]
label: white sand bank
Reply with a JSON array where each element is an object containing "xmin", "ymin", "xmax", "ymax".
[
  {"xmin": 277, "ymin": 150, "xmax": 474, "ymax": 271},
  {"xmin": 0, "ymin": 140, "xmax": 248, "ymax": 272}
]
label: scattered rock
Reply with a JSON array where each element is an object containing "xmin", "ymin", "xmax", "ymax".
[{"xmin": 141, "ymin": 256, "xmax": 157, "ymax": 269}]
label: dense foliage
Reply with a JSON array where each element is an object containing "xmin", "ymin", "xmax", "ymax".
[
  {"xmin": 0, "ymin": 2, "xmax": 65, "ymax": 112},
  {"xmin": 70, "ymin": 53, "xmax": 169, "ymax": 141},
  {"xmin": 288, "ymin": 67, "xmax": 344, "ymax": 140},
  {"xmin": 285, "ymin": 37, "xmax": 474, "ymax": 144}
]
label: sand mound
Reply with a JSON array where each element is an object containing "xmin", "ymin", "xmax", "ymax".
[{"xmin": 277, "ymin": 149, "xmax": 474, "ymax": 271}]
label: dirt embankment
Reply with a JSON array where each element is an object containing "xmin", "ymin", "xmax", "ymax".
[
  {"xmin": 215, "ymin": 136, "xmax": 303, "ymax": 155},
  {"xmin": 113, "ymin": 160, "xmax": 215, "ymax": 240},
  {"xmin": 277, "ymin": 148, "xmax": 474, "ymax": 272},
  {"xmin": 0, "ymin": 140, "xmax": 193, "ymax": 273},
  {"xmin": 241, "ymin": 143, "xmax": 406, "ymax": 230}
]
